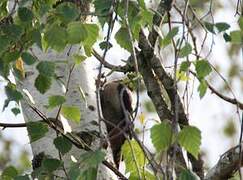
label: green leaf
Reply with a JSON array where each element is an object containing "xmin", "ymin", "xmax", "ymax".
[
  {"xmin": 68, "ymin": 164, "xmax": 81, "ymax": 179},
  {"xmin": 2, "ymin": 24, "xmax": 23, "ymax": 41},
  {"xmin": 131, "ymin": 20, "xmax": 142, "ymax": 40},
  {"xmin": 117, "ymin": 1, "xmax": 140, "ymax": 30},
  {"xmin": 151, "ymin": 122, "xmax": 172, "ymax": 152},
  {"xmin": 80, "ymin": 150, "xmax": 105, "ymax": 168},
  {"xmin": 99, "ymin": 41, "xmax": 113, "ymax": 50},
  {"xmin": 178, "ymin": 43, "xmax": 192, "ymax": 58},
  {"xmin": 27, "ymin": 122, "xmax": 48, "ymax": 142},
  {"xmin": 67, "ymin": 22, "xmax": 88, "ymax": 44},
  {"xmin": 83, "ymin": 24, "xmax": 99, "ymax": 55},
  {"xmin": 139, "ymin": 9, "xmax": 153, "ymax": 28},
  {"xmin": 223, "ymin": 32, "xmax": 231, "ymax": 42},
  {"xmin": 195, "ymin": 59, "xmax": 212, "ymax": 79},
  {"xmin": 14, "ymin": 175, "xmax": 30, "ymax": 180},
  {"xmin": 180, "ymin": 61, "xmax": 191, "ymax": 72},
  {"xmin": 34, "ymin": 74, "xmax": 52, "ymax": 94},
  {"xmin": 43, "ymin": 24, "xmax": 67, "ymax": 51},
  {"xmin": 4, "ymin": 83, "xmax": 23, "ymax": 110},
  {"xmin": 215, "ymin": 22, "xmax": 230, "ymax": 33},
  {"xmin": 179, "ymin": 169, "xmax": 198, "ymax": 180},
  {"xmin": 48, "ymin": 95, "xmax": 66, "ymax": 109},
  {"xmin": 21, "ymin": 52, "xmax": 37, "ymax": 65},
  {"xmin": 178, "ymin": 126, "xmax": 201, "ymax": 159},
  {"xmin": 138, "ymin": 0, "xmax": 146, "ymax": 8},
  {"xmin": 204, "ymin": 21, "xmax": 215, "ymax": 34},
  {"xmin": 84, "ymin": 45, "xmax": 92, "ymax": 57},
  {"xmin": 0, "ymin": 1, "xmax": 8, "ymax": 17},
  {"xmin": 11, "ymin": 107, "xmax": 21, "ymax": 115},
  {"xmin": 0, "ymin": 59, "xmax": 10, "ymax": 79},
  {"xmin": 167, "ymin": 27, "xmax": 179, "ymax": 39},
  {"xmin": 238, "ymin": 17, "xmax": 243, "ymax": 30},
  {"xmin": 81, "ymin": 168, "xmax": 98, "ymax": 180},
  {"xmin": 54, "ymin": 136, "xmax": 72, "ymax": 155},
  {"xmin": 72, "ymin": 54, "xmax": 87, "ymax": 64},
  {"xmin": 0, "ymin": 35, "xmax": 11, "ymax": 55},
  {"xmin": 36, "ymin": 61, "xmax": 55, "ymax": 77},
  {"xmin": 93, "ymin": 0, "xmax": 112, "ymax": 15},
  {"xmin": 56, "ymin": 2, "xmax": 79, "ymax": 23},
  {"xmin": 80, "ymin": 24, "xmax": 99, "ymax": 56},
  {"xmin": 30, "ymin": 29, "xmax": 42, "ymax": 48},
  {"xmin": 42, "ymin": 158, "xmax": 61, "ymax": 172},
  {"xmin": 1, "ymin": 166, "xmax": 18, "ymax": 178},
  {"xmin": 3, "ymin": 51, "xmax": 20, "ymax": 62},
  {"xmin": 177, "ymin": 71, "xmax": 189, "ymax": 81},
  {"xmin": 5, "ymin": 83, "xmax": 23, "ymax": 102},
  {"xmin": 197, "ymin": 80, "xmax": 207, "ymax": 98},
  {"xmin": 230, "ymin": 30, "xmax": 242, "ymax": 44},
  {"xmin": 61, "ymin": 106, "xmax": 81, "ymax": 123},
  {"xmin": 143, "ymin": 171, "xmax": 157, "ymax": 180},
  {"xmin": 93, "ymin": 0, "xmax": 112, "ymax": 27},
  {"xmin": 115, "ymin": 27, "xmax": 132, "ymax": 52},
  {"xmin": 122, "ymin": 140, "xmax": 147, "ymax": 177},
  {"xmin": 160, "ymin": 27, "xmax": 179, "ymax": 47},
  {"xmin": 18, "ymin": 7, "xmax": 33, "ymax": 22}
]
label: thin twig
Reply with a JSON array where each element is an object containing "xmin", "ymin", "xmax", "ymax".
[
  {"xmin": 27, "ymin": 103, "xmax": 128, "ymax": 179},
  {"xmin": 56, "ymin": 64, "xmax": 75, "ymax": 120},
  {"xmin": 189, "ymin": 70, "xmax": 243, "ymax": 110},
  {"xmin": 123, "ymin": 0, "xmax": 140, "ymax": 122},
  {"xmin": 92, "ymin": 49, "xmax": 132, "ymax": 72},
  {"xmin": 95, "ymin": 0, "xmax": 117, "ymax": 149}
]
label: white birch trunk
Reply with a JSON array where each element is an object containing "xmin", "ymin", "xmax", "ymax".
[
  {"xmin": 7, "ymin": 0, "xmax": 117, "ymax": 178},
  {"xmin": 18, "ymin": 46, "xmax": 116, "ymax": 179}
]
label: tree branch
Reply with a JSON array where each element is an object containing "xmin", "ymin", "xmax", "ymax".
[
  {"xmin": 0, "ymin": 122, "xmax": 27, "ymax": 128},
  {"xmin": 136, "ymin": 0, "xmax": 204, "ymax": 177},
  {"xmin": 139, "ymin": 32, "xmax": 189, "ymax": 126},
  {"xmin": 92, "ymin": 49, "xmax": 133, "ymax": 73},
  {"xmin": 207, "ymin": 83, "xmax": 243, "ymax": 110},
  {"xmin": 0, "ymin": 110, "xmax": 128, "ymax": 179},
  {"xmin": 190, "ymin": 71, "xmax": 243, "ymax": 110},
  {"xmin": 27, "ymin": 104, "xmax": 128, "ymax": 180},
  {"xmin": 205, "ymin": 145, "xmax": 242, "ymax": 180},
  {"xmin": 137, "ymin": 31, "xmax": 188, "ymax": 175},
  {"xmin": 148, "ymin": 0, "xmax": 175, "ymax": 47}
]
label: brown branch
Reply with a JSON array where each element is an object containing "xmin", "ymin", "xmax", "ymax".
[
  {"xmin": 136, "ymin": 44, "xmax": 174, "ymax": 122},
  {"xmin": 102, "ymin": 161, "xmax": 128, "ymax": 180},
  {"xmin": 149, "ymin": 54, "xmax": 192, "ymax": 130},
  {"xmin": 137, "ymin": 31, "xmax": 188, "ymax": 175},
  {"xmin": 190, "ymin": 71, "xmax": 243, "ymax": 110},
  {"xmin": 207, "ymin": 83, "xmax": 243, "ymax": 109},
  {"xmin": 0, "ymin": 122, "xmax": 27, "ymax": 128},
  {"xmin": 136, "ymin": 0, "xmax": 204, "ymax": 177},
  {"xmin": 205, "ymin": 145, "xmax": 243, "ymax": 180},
  {"xmin": 148, "ymin": 0, "xmax": 175, "ymax": 47},
  {"xmin": 92, "ymin": 49, "xmax": 133, "ymax": 73},
  {"xmin": 140, "ymin": 32, "xmax": 189, "ymax": 126}
]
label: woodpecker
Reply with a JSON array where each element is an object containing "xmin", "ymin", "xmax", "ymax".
[{"xmin": 100, "ymin": 81, "xmax": 133, "ymax": 168}]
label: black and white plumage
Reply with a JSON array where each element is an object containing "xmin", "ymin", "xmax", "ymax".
[{"xmin": 100, "ymin": 81, "xmax": 133, "ymax": 168}]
